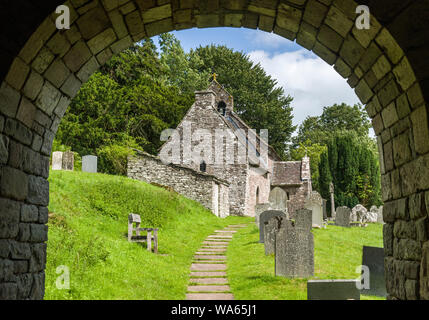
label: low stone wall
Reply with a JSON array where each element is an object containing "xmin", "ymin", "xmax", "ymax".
[{"xmin": 127, "ymin": 150, "xmax": 229, "ymax": 217}]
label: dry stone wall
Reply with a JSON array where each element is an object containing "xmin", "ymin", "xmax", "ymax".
[{"xmin": 127, "ymin": 151, "xmax": 229, "ymax": 218}]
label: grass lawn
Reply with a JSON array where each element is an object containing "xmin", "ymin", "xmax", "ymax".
[
  {"xmin": 46, "ymin": 170, "xmax": 252, "ymax": 300},
  {"xmin": 226, "ymin": 222, "xmax": 385, "ymax": 300}
]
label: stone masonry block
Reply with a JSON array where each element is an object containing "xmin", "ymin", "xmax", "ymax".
[{"xmin": 5, "ymin": 57, "xmax": 30, "ymax": 91}]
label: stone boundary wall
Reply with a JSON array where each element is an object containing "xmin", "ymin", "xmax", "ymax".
[{"xmin": 127, "ymin": 150, "xmax": 229, "ymax": 217}]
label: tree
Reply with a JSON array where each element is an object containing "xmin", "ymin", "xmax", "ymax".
[{"xmin": 318, "ymin": 131, "xmax": 382, "ymax": 210}]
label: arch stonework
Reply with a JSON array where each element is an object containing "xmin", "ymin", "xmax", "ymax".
[{"xmin": 0, "ymin": 0, "xmax": 428, "ymax": 300}]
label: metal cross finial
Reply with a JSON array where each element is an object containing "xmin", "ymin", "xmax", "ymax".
[{"xmin": 212, "ymin": 73, "xmax": 218, "ymax": 82}]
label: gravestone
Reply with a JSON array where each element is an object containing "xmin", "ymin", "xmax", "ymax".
[
  {"xmin": 307, "ymin": 280, "xmax": 360, "ymax": 300},
  {"xmin": 361, "ymin": 246, "xmax": 387, "ymax": 297},
  {"xmin": 322, "ymin": 199, "xmax": 327, "ymax": 220},
  {"xmin": 295, "ymin": 208, "xmax": 313, "ymax": 232},
  {"xmin": 264, "ymin": 216, "xmax": 284, "ymax": 255},
  {"xmin": 268, "ymin": 187, "xmax": 288, "ymax": 211},
  {"xmin": 62, "ymin": 151, "xmax": 74, "ymax": 171},
  {"xmin": 304, "ymin": 191, "xmax": 323, "ymax": 228},
  {"xmin": 275, "ymin": 219, "xmax": 314, "ymax": 278},
  {"xmin": 335, "ymin": 206, "xmax": 351, "ymax": 227},
  {"xmin": 52, "ymin": 151, "xmax": 63, "ymax": 170},
  {"xmin": 377, "ymin": 206, "xmax": 384, "ymax": 224},
  {"xmin": 82, "ymin": 155, "xmax": 98, "ymax": 173},
  {"xmin": 255, "ymin": 203, "xmax": 272, "ymax": 225},
  {"xmin": 259, "ymin": 210, "xmax": 287, "ymax": 243}
]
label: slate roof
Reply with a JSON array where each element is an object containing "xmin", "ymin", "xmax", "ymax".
[{"xmin": 271, "ymin": 161, "xmax": 303, "ymax": 186}]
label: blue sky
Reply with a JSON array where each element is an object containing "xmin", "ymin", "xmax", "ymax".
[{"xmin": 153, "ymin": 27, "xmax": 365, "ymax": 134}]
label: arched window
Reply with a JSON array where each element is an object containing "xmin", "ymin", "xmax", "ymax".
[
  {"xmin": 217, "ymin": 101, "xmax": 226, "ymax": 116},
  {"xmin": 200, "ymin": 161, "xmax": 207, "ymax": 172},
  {"xmin": 256, "ymin": 187, "xmax": 260, "ymax": 204}
]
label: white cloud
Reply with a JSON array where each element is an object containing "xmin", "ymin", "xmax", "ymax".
[
  {"xmin": 246, "ymin": 30, "xmax": 291, "ymax": 49},
  {"xmin": 247, "ymin": 49, "xmax": 362, "ymax": 129}
]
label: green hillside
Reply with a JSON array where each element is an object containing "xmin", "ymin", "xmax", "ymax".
[{"xmin": 45, "ymin": 170, "xmax": 249, "ymax": 300}]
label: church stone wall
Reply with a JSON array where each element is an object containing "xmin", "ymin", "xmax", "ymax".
[
  {"xmin": 127, "ymin": 151, "xmax": 229, "ymax": 217},
  {"xmin": 246, "ymin": 166, "xmax": 271, "ymax": 217}
]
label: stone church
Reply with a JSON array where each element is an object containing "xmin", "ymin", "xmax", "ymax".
[{"xmin": 127, "ymin": 80, "xmax": 312, "ymax": 218}]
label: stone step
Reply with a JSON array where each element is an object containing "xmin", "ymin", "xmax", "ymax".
[
  {"xmin": 189, "ymin": 278, "xmax": 228, "ymax": 285},
  {"xmin": 186, "ymin": 293, "xmax": 234, "ymax": 300},
  {"xmin": 198, "ymin": 248, "xmax": 227, "ymax": 252},
  {"xmin": 194, "ymin": 255, "xmax": 227, "ymax": 260},
  {"xmin": 214, "ymin": 230, "xmax": 237, "ymax": 233},
  {"xmin": 191, "ymin": 264, "xmax": 227, "ymax": 271},
  {"xmin": 203, "ymin": 241, "xmax": 229, "ymax": 245},
  {"xmin": 190, "ymin": 272, "xmax": 227, "ymax": 277},
  {"xmin": 227, "ymin": 224, "xmax": 248, "ymax": 227},
  {"xmin": 195, "ymin": 251, "xmax": 226, "ymax": 255},
  {"xmin": 207, "ymin": 235, "xmax": 233, "ymax": 239},
  {"xmin": 187, "ymin": 285, "xmax": 231, "ymax": 292},
  {"xmin": 192, "ymin": 261, "xmax": 226, "ymax": 264}
]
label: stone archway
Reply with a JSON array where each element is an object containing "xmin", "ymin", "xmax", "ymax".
[{"xmin": 0, "ymin": 0, "xmax": 428, "ymax": 300}]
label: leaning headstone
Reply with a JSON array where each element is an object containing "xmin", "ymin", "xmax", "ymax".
[
  {"xmin": 305, "ymin": 191, "xmax": 324, "ymax": 228},
  {"xmin": 322, "ymin": 199, "xmax": 327, "ymax": 220},
  {"xmin": 361, "ymin": 246, "xmax": 387, "ymax": 297},
  {"xmin": 275, "ymin": 219, "xmax": 314, "ymax": 278},
  {"xmin": 52, "ymin": 151, "xmax": 63, "ymax": 170},
  {"xmin": 264, "ymin": 216, "xmax": 284, "ymax": 255},
  {"xmin": 255, "ymin": 203, "xmax": 272, "ymax": 225},
  {"xmin": 335, "ymin": 206, "xmax": 351, "ymax": 227},
  {"xmin": 307, "ymin": 280, "xmax": 360, "ymax": 300},
  {"xmin": 268, "ymin": 187, "xmax": 288, "ymax": 211},
  {"xmin": 82, "ymin": 155, "xmax": 98, "ymax": 173},
  {"xmin": 62, "ymin": 151, "xmax": 74, "ymax": 171},
  {"xmin": 295, "ymin": 208, "xmax": 313, "ymax": 232},
  {"xmin": 259, "ymin": 210, "xmax": 287, "ymax": 243}
]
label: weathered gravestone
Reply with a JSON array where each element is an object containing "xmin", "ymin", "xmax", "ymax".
[
  {"xmin": 268, "ymin": 187, "xmax": 288, "ymax": 211},
  {"xmin": 305, "ymin": 191, "xmax": 323, "ymax": 228},
  {"xmin": 322, "ymin": 199, "xmax": 327, "ymax": 220},
  {"xmin": 259, "ymin": 210, "xmax": 287, "ymax": 243},
  {"xmin": 371, "ymin": 205, "xmax": 384, "ymax": 224},
  {"xmin": 295, "ymin": 208, "xmax": 313, "ymax": 232},
  {"xmin": 62, "ymin": 151, "xmax": 74, "ymax": 171},
  {"xmin": 255, "ymin": 203, "xmax": 272, "ymax": 225},
  {"xmin": 335, "ymin": 206, "xmax": 351, "ymax": 227},
  {"xmin": 361, "ymin": 246, "xmax": 387, "ymax": 297},
  {"xmin": 52, "ymin": 151, "xmax": 63, "ymax": 170},
  {"xmin": 307, "ymin": 280, "xmax": 360, "ymax": 300},
  {"xmin": 82, "ymin": 155, "xmax": 98, "ymax": 173},
  {"xmin": 275, "ymin": 212, "xmax": 314, "ymax": 278},
  {"xmin": 264, "ymin": 216, "xmax": 284, "ymax": 255}
]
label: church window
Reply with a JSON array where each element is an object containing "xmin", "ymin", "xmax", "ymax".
[
  {"xmin": 200, "ymin": 161, "xmax": 207, "ymax": 172},
  {"xmin": 217, "ymin": 101, "xmax": 226, "ymax": 116}
]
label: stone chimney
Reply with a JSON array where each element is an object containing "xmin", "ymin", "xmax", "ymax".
[{"xmin": 301, "ymin": 156, "xmax": 312, "ymax": 195}]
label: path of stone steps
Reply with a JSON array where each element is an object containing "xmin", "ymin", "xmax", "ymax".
[{"xmin": 185, "ymin": 224, "xmax": 248, "ymax": 300}]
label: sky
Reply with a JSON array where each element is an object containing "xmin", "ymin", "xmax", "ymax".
[{"xmin": 153, "ymin": 27, "xmax": 366, "ymax": 135}]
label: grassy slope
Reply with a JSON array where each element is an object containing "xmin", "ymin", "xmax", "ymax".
[
  {"xmin": 226, "ymin": 223, "xmax": 385, "ymax": 300},
  {"xmin": 46, "ymin": 170, "xmax": 251, "ymax": 300}
]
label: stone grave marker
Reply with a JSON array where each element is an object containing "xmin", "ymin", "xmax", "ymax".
[
  {"xmin": 263, "ymin": 216, "xmax": 284, "ymax": 255},
  {"xmin": 275, "ymin": 219, "xmax": 314, "ymax": 278},
  {"xmin": 361, "ymin": 246, "xmax": 387, "ymax": 297},
  {"xmin": 268, "ymin": 187, "xmax": 288, "ymax": 211},
  {"xmin": 295, "ymin": 208, "xmax": 313, "ymax": 232},
  {"xmin": 307, "ymin": 280, "xmax": 360, "ymax": 300},
  {"xmin": 335, "ymin": 206, "xmax": 351, "ymax": 227},
  {"xmin": 82, "ymin": 155, "xmax": 98, "ymax": 173},
  {"xmin": 259, "ymin": 210, "xmax": 287, "ymax": 243},
  {"xmin": 322, "ymin": 199, "xmax": 327, "ymax": 220},
  {"xmin": 62, "ymin": 151, "xmax": 74, "ymax": 171},
  {"xmin": 255, "ymin": 203, "xmax": 272, "ymax": 225},
  {"xmin": 305, "ymin": 191, "xmax": 323, "ymax": 228},
  {"xmin": 52, "ymin": 151, "xmax": 63, "ymax": 170}
]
